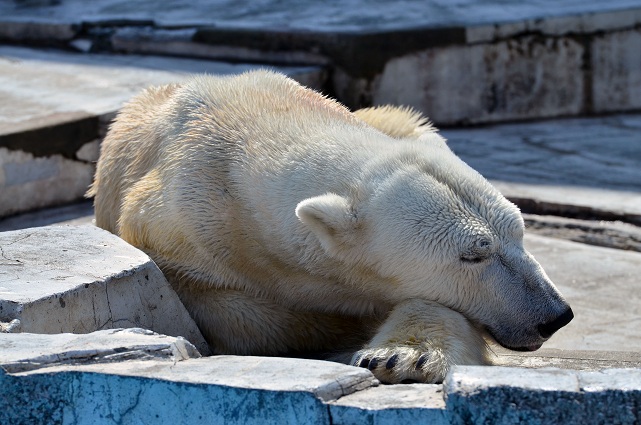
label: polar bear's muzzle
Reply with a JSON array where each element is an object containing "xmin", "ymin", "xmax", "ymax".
[{"xmin": 485, "ymin": 305, "xmax": 574, "ymax": 352}]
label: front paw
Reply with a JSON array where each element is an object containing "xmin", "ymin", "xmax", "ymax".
[{"xmin": 352, "ymin": 344, "xmax": 449, "ymax": 384}]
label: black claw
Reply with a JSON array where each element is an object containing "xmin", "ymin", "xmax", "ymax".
[
  {"xmin": 358, "ymin": 358, "xmax": 370, "ymax": 368},
  {"xmin": 385, "ymin": 354, "xmax": 399, "ymax": 370},
  {"xmin": 415, "ymin": 353, "xmax": 430, "ymax": 370},
  {"xmin": 401, "ymin": 379, "xmax": 420, "ymax": 384},
  {"xmin": 368, "ymin": 357, "xmax": 379, "ymax": 370}
]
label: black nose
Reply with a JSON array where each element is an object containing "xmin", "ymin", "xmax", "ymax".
[{"xmin": 538, "ymin": 307, "xmax": 574, "ymax": 339}]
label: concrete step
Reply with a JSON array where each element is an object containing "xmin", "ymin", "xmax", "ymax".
[
  {"xmin": 0, "ymin": 225, "xmax": 210, "ymax": 354},
  {"xmin": 445, "ymin": 366, "xmax": 641, "ymax": 424},
  {"xmin": 1, "ymin": 328, "xmax": 639, "ymax": 424},
  {"xmin": 523, "ymin": 214, "xmax": 641, "ymax": 252},
  {"xmin": 443, "ymin": 113, "xmax": 641, "ymax": 225},
  {"xmin": 0, "ymin": 45, "xmax": 325, "ymax": 218},
  {"xmin": 0, "ymin": 328, "xmax": 201, "ymax": 374},
  {"xmin": 1, "ymin": 1, "xmax": 641, "ymax": 124}
]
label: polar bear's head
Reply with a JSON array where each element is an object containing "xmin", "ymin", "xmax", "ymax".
[{"xmin": 296, "ymin": 135, "xmax": 572, "ymax": 352}]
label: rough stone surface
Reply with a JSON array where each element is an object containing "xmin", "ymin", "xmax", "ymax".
[
  {"xmin": 0, "ymin": 353, "xmax": 377, "ymax": 425},
  {"xmin": 445, "ymin": 366, "xmax": 641, "ymax": 425},
  {"xmin": 1, "ymin": 0, "xmax": 640, "ymax": 36},
  {"xmin": 373, "ymin": 37, "xmax": 585, "ymax": 124},
  {"xmin": 524, "ymin": 234, "xmax": 641, "ymax": 352},
  {"xmin": 2, "ymin": 1, "xmax": 641, "ymax": 124},
  {"xmin": 0, "ymin": 147, "xmax": 94, "ymax": 217},
  {"xmin": 0, "ymin": 45, "xmax": 323, "ymax": 134},
  {"xmin": 0, "ymin": 225, "xmax": 209, "ymax": 354},
  {"xmin": 329, "ymin": 384, "xmax": 448, "ymax": 425},
  {"xmin": 494, "ymin": 348, "xmax": 641, "ymax": 371},
  {"xmin": 523, "ymin": 214, "xmax": 641, "ymax": 252},
  {"xmin": 0, "ymin": 328, "xmax": 201, "ymax": 373},
  {"xmin": 443, "ymin": 114, "xmax": 641, "ymax": 223},
  {"xmin": 1, "ymin": 330, "xmax": 639, "ymax": 425},
  {"xmin": 592, "ymin": 29, "xmax": 641, "ymax": 113}
]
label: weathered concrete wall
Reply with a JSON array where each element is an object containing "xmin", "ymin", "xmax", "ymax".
[
  {"xmin": 592, "ymin": 29, "xmax": 641, "ymax": 113},
  {"xmin": 445, "ymin": 366, "xmax": 641, "ymax": 424},
  {"xmin": 372, "ymin": 36, "xmax": 585, "ymax": 125},
  {"xmin": 0, "ymin": 147, "xmax": 96, "ymax": 218}
]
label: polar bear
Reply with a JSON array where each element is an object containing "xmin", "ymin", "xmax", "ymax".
[{"xmin": 88, "ymin": 70, "xmax": 573, "ymax": 383}]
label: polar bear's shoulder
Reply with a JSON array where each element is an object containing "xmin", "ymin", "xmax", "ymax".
[{"xmin": 183, "ymin": 70, "xmax": 361, "ymax": 126}]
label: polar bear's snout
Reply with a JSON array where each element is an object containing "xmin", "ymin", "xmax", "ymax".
[{"xmin": 538, "ymin": 306, "xmax": 574, "ymax": 339}]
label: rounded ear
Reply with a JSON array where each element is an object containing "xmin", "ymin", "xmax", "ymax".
[{"xmin": 295, "ymin": 193, "xmax": 357, "ymax": 256}]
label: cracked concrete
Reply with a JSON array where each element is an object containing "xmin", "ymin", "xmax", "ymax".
[{"xmin": 1, "ymin": 329, "xmax": 639, "ymax": 424}]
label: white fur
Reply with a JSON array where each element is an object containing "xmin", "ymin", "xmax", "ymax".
[{"xmin": 89, "ymin": 70, "xmax": 571, "ymax": 383}]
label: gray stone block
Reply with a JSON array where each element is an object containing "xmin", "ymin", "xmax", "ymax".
[
  {"xmin": 0, "ymin": 225, "xmax": 209, "ymax": 354},
  {"xmin": 445, "ymin": 366, "xmax": 641, "ymax": 425},
  {"xmin": 1, "ymin": 353, "xmax": 377, "ymax": 425},
  {"xmin": 329, "ymin": 384, "xmax": 448, "ymax": 425},
  {"xmin": 0, "ymin": 328, "xmax": 200, "ymax": 373}
]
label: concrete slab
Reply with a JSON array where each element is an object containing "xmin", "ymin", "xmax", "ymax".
[
  {"xmin": 443, "ymin": 114, "xmax": 641, "ymax": 223},
  {"xmin": 329, "ymin": 384, "xmax": 448, "ymax": 425},
  {"xmin": 0, "ymin": 225, "xmax": 209, "ymax": 354},
  {"xmin": 0, "ymin": 328, "xmax": 200, "ymax": 373},
  {"xmin": 372, "ymin": 36, "xmax": 585, "ymax": 124},
  {"xmin": 524, "ymin": 234, "xmax": 641, "ymax": 352},
  {"xmin": 494, "ymin": 347, "xmax": 641, "ymax": 371},
  {"xmin": 1, "ymin": 355, "xmax": 377, "ymax": 425},
  {"xmin": 1, "ymin": 328, "xmax": 639, "ymax": 424},
  {"xmin": 0, "ymin": 45, "xmax": 325, "ymax": 135},
  {"xmin": 445, "ymin": 366, "xmax": 641, "ymax": 424}
]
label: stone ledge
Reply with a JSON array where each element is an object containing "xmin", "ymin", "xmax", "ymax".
[
  {"xmin": 329, "ymin": 383, "xmax": 448, "ymax": 425},
  {"xmin": 442, "ymin": 114, "xmax": 641, "ymax": 224},
  {"xmin": 0, "ymin": 328, "xmax": 200, "ymax": 374},
  {"xmin": 445, "ymin": 366, "xmax": 641, "ymax": 424},
  {"xmin": 2, "ymin": 328, "xmax": 640, "ymax": 425},
  {"xmin": 0, "ymin": 45, "xmax": 326, "ymax": 217},
  {"xmin": 0, "ymin": 331, "xmax": 378, "ymax": 424},
  {"xmin": 0, "ymin": 225, "xmax": 209, "ymax": 354}
]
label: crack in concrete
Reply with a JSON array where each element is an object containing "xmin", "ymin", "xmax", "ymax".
[
  {"xmin": 0, "ymin": 246, "xmax": 23, "ymax": 266},
  {"xmin": 97, "ymin": 284, "xmax": 114, "ymax": 331},
  {"xmin": 0, "ymin": 235, "xmax": 33, "ymax": 267},
  {"xmin": 117, "ymin": 384, "xmax": 143, "ymax": 425}
]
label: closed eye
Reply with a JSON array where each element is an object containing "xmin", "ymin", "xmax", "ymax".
[{"xmin": 460, "ymin": 254, "xmax": 487, "ymax": 263}]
